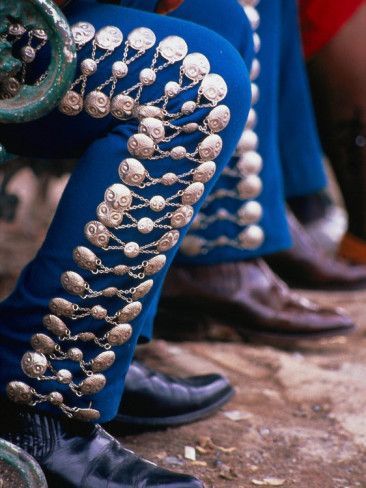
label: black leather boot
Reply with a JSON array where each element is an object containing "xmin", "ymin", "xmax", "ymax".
[
  {"xmin": 0, "ymin": 399, "xmax": 203, "ymax": 488},
  {"xmin": 117, "ymin": 360, "xmax": 234, "ymax": 427}
]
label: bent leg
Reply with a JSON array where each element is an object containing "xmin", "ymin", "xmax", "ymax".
[{"xmin": 0, "ymin": 1, "xmax": 250, "ymax": 423}]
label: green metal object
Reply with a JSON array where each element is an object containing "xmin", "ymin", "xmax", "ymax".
[
  {"xmin": 0, "ymin": 439, "xmax": 47, "ymax": 487},
  {"xmin": 0, "ymin": 0, "xmax": 76, "ymax": 123}
]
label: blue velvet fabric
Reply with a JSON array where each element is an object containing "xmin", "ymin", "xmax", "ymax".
[{"xmin": 0, "ymin": 0, "xmax": 251, "ymax": 422}]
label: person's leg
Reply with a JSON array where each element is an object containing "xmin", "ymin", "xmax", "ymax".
[
  {"xmin": 277, "ymin": 0, "xmax": 326, "ymax": 200},
  {"xmin": 0, "ymin": 1, "xmax": 250, "ymax": 484},
  {"xmin": 154, "ymin": 0, "xmax": 354, "ymax": 343},
  {"xmin": 265, "ymin": 0, "xmax": 366, "ymax": 288},
  {"xmin": 306, "ymin": 4, "xmax": 366, "ymax": 262}
]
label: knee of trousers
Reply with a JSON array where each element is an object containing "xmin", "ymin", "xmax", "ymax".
[
  {"xmin": 170, "ymin": 0, "xmax": 255, "ymax": 68},
  {"xmin": 3, "ymin": 8, "xmax": 251, "ymax": 423},
  {"xmin": 0, "ymin": 4, "xmax": 250, "ymax": 160}
]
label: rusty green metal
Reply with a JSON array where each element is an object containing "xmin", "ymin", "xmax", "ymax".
[
  {"xmin": 0, "ymin": 0, "xmax": 76, "ymax": 123},
  {"xmin": 0, "ymin": 439, "xmax": 47, "ymax": 487}
]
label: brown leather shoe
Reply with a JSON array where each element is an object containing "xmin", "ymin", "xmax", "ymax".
[
  {"xmin": 156, "ymin": 259, "xmax": 355, "ymax": 342},
  {"xmin": 265, "ymin": 212, "xmax": 366, "ymax": 289}
]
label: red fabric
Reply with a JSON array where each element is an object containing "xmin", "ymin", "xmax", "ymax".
[
  {"xmin": 299, "ymin": 0, "xmax": 364, "ymax": 58},
  {"xmin": 156, "ymin": 0, "xmax": 184, "ymax": 14}
]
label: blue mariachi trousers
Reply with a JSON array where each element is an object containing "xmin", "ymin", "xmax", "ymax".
[
  {"xmin": 121, "ymin": 0, "xmax": 328, "ymax": 341},
  {"xmin": 0, "ymin": 0, "xmax": 251, "ymax": 422},
  {"xmin": 172, "ymin": 0, "xmax": 327, "ymax": 264}
]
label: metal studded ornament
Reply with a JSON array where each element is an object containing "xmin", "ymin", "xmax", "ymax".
[
  {"xmin": 8, "ymin": 24, "xmax": 232, "ymax": 421},
  {"xmin": 182, "ymin": 0, "xmax": 265, "ymax": 255},
  {"xmin": 95, "ymin": 26, "xmax": 123, "ymax": 50}
]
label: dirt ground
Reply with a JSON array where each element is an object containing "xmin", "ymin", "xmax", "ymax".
[{"xmin": 1, "ymin": 171, "xmax": 366, "ymax": 488}]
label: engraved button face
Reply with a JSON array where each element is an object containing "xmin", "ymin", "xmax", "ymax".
[
  {"xmin": 132, "ymin": 279, "xmax": 153, "ymax": 300},
  {"xmin": 236, "ymin": 129, "xmax": 258, "ymax": 153},
  {"xmin": 238, "ymin": 225, "xmax": 264, "ymax": 249},
  {"xmin": 91, "ymin": 305, "xmax": 108, "ymax": 319},
  {"xmin": 2, "ymin": 77, "xmax": 21, "ymax": 98},
  {"xmin": 171, "ymin": 205, "xmax": 194, "ymax": 228},
  {"xmin": 128, "ymin": 134, "xmax": 155, "ymax": 158},
  {"xmin": 84, "ymin": 91, "xmax": 111, "ymax": 118},
  {"xmin": 145, "ymin": 255, "xmax": 166, "ymax": 275},
  {"xmin": 85, "ymin": 221, "xmax": 110, "ymax": 248},
  {"xmin": 250, "ymin": 58, "xmax": 260, "ymax": 81},
  {"xmin": 118, "ymin": 301, "xmax": 142, "ymax": 322},
  {"xmin": 95, "ymin": 26, "xmax": 123, "ymax": 50},
  {"xmin": 206, "ymin": 105, "xmax": 231, "ymax": 133},
  {"xmin": 124, "ymin": 242, "xmax": 140, "ymax": 258},
  {"xmin": 157, "ymin": 230, "xmax": 180, "ymax": 252},
  {"xmin": 105, "ymin": 184, "xmax": 132, "ymax": 211},
  {"xmin": 119, "ymin": 158, "xmax": 146, "ymax": 186},
  {"xmin": 161, "ymin": 172, "xmax": 178, "ymax": 185},
  {"xmin": 8, "ymin": 23, "xmax": 27, "ymax": 37},
  {"xmin": 182, "ymin": 123, "xmax": 199, "ymax": 133},
  {"xmin": 181, "ymin": 101, "xmax": 196, "ymax": 114},
  {"xmin": 253, "ymin": 32, "xmax": 261, "ymax": 53},
  {"xmin": 79, "ymin": 374, "xmax": 106, "ymax": 395},
  {"xmin": 139, "ymin": 68, "xmax": 156, "ymax": 86},
  {"xmin": 79, "ymin": 332, "xmax": 96, "ymax": 342},
  {"xmin": 237, "ymin": 175, "xmax": 262, "ymax": 199},
  {"xmin": 21, "ymin": 45, "xmax": 35, "ymax": 63},
  {"xmin": 107, "ymin": 323, "xmax": 133, "ymax": 345},
  {"xmin": 49, "ymin": 298, "xmax": 75, "ymax": 317},
  {"xmin": 48, "ymin": 392, "xmax": 64, "ymax": 405},
  {"xmin": 71, "ymin": 22, "xmax": 95, "ymax": 46},
  {"xmin": 170, "ymin": 146, "xmax": 187, "ymax": 160},
  {"xmin": 251, "ymin": 83, "xmax": 260, "ymax": 105},
  {"xmin": 111, "ymin": 95, "xmax": 135, "ymax": 120},
  {"xmin": 102, "ymin": 287, "xmax": 118, "ymax": 297},
  {"xmin": 97, "ymin": 202, "xmax": 123, "ymax": 228},
  {"xmin": 180, "ymin": 235, "xmax": 205, "ymax": 256},
  {"xmin": 73, "ymin": 246, "xmax": 99, "ymax": 271},
  {"xmin": 113, "ymin": 265, "xmax": 129, "ymax": 276},
  {"xmin": 32, "ymin": 28, "xmax": 48, "ymax": 40},
  {"xmin": 7, "ymin": 381, "xmax": 34, "ymax": 405},
  {"xmin": 56, "ymin": 369, "xmax": 73, "ymax": 384},
  {"xmin": 158, "ymin": 36, "xmax": 188, "ymax": 62},
  {"xmin": 43, "ymin": 314, "xmax": 69, "ymax": 336},
  {"xmin": 65, "ymin": 348, "xmax": 82, "ymax": 362},
  {"xmin": 238, "ymin": 201, "xmax": 263, "ymax": 225},
  {"xmin": 80, "ymin": 58, "xmax": 97, "ymax": 76},
  {"xmin": 92, "ymin": 351, "xmax": 116, "ymax": 373},
  {"xmin": 244, "ymin": 5, "xmax": 260, "ymax": 30},
  {"xmin": 182, "ymin": 182, "xmax": 205, "ymax": 205},
  {"xmin": 135, "ymin": 105, "xmax": 164, "ymax": 120},
  {"xmin": 128, "ymin": 27, "xmax": 156, "ymax": 51},
  {"xmin": 182, "ymin": 53, "xmax": 210, "ymax": 81},
  {"xmin": 61, "ymin": 271, "xmax": 86, "ymax": 296},
  {"xmin": 193, "ymin": 161, "xmax": 216, "ymax": 183},
  {"xmin": 137, "ymin": 217, "xmax": 154, "ymax": 234},
  {"xmin": 21, "ymin": 352, "xmax": 48, "ymax": 378},
  {"xmin": 150, "ymin": 195, "xmax": 166, "ymax": 212},
  {"xmin": 198, "ymin": 135, "xmax": 223, "ymax": 161},
  {"xmin": 237, "ymin": 151, "xmax": 263, "ymax": 176},
  {"xmin": 246, "ymin": 108, "xmax": 257, "ymax": 129},
  {"xmin": 74, "ymin": 408, "xmax": 101, "ymax": 422},
  {"xmin": 139, "ymin": 117, "xmax": 165, "ymax": 143},
  {"xmin": 59, "ymin": 90, "xmax": 83, "ymax": 116},
  {"xmin": 200, "ymin": 74, "xmax": 228, "ymax": 103},
  {"xmin": 112, "ymin": 61, "xmax": 128, "ymax": 79},
  {"xmin": 165, "ymin": 81, "xmax": 180, "ymax": 98},
  {"xmin": 31, "ymin": 334, "xmax": 56, "ymax": 354}
]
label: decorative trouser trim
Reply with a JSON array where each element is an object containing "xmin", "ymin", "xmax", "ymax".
[
  {"xmin": 6, "ymin": 22, "xmax": 231, "ymax": 421},
  {"xmin": 179, "ymin": 0, "xmax": 264, "ymax": 257}
]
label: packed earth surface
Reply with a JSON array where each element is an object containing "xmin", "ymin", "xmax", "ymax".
[{"xmin": 1, "ymin": 169, "xmax": 366, "ymax": 488}]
